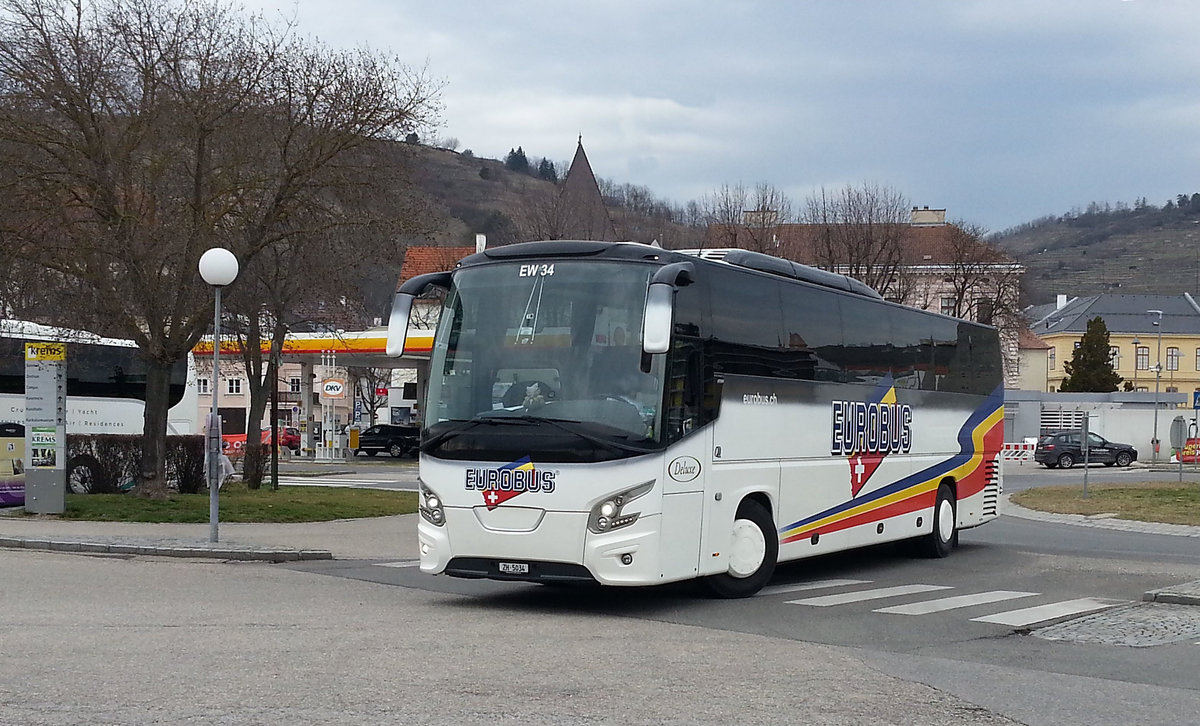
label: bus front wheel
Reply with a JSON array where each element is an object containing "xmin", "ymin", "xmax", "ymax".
[{"xmin": 704, "ymin": 499, "xmax": 778, "ymax": 598}]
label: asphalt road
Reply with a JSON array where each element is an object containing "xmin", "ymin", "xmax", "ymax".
[
  {"xmin": 268, "ymin": 458, "xmax": 1200, "ymax": 726},
  {"xmin": 7, "ymin": 456, "xmax": 1194, "ymax": 725}
]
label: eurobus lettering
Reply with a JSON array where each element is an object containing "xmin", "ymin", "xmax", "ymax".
[{"xmin": 386, "ymin": 240, "xmax": 1003, "ymax": 597}]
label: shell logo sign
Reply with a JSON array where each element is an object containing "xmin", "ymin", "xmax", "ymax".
[{"xmin": 320, "ymin": 378, "xmax": 347, "ymax": 399}]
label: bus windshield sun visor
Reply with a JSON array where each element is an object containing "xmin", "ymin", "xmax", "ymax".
[
  {"xmin": 385, "ymin": 271, "xmax": 452, "ymax": 357},
  {"xmin": 643, "ymin": 262, "xmax": 694, "ymax": 355}
]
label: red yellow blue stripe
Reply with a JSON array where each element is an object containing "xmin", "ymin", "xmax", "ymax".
[{"xmin": 779, "ymin": 386, "xmax": 1004, "ymax": 544}]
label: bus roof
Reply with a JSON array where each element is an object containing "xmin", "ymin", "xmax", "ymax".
[{"xmin": 0, "ymin": 319, "xmax": 136, "ymax": 348}]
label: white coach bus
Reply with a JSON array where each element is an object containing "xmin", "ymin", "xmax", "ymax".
[
  {"xmin": 387, "ymin": 241, "xmax": 1003, "ymax": 597},
  {"xmin": 0, "ymin": 319, "xmax": 195, "ymax": 435}
]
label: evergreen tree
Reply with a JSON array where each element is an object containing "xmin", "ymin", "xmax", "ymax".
[
  {"xmin": 537, "ymin": 158, "xmax": 557, "ymax": 183},
  {"xmin": 1059, "ymin": 316, "xmax": 1123, "ymax": 392},
  {"xmin": 504, "ymin": 146, "xmax": 530, "ymax": 173}
]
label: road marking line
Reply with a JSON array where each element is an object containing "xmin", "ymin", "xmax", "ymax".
[
  {"xmin": 970, "ymin": 597, "xmax": 1124, "ymax": 627},
  {"xmin": 374, "ymin": 560, "xmax": 421, "ymax": 568},
  {"xmin": 875, "ymin": 590, "xmax": 1039, "ymax": 615},
  {"xmin": 786, "ymin": 584, "xmax": 952, "ymax": 606},
  {"xmin": 758, "ymin": 579, "xmax": 872, "ymax": 597}
]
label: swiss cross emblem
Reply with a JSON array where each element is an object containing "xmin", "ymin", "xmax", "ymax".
[{"xmin": 848, "ymin": 451, "xmax": 886, "ymax": 498}]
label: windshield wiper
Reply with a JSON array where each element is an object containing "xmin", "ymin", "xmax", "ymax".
[
  {"xmin": 421, "ymin": 415, "xmax": 540, "ymax": 449},
  {"xmin": 506, "ymin": 415, "xmax": 658, "ymax": 455}
]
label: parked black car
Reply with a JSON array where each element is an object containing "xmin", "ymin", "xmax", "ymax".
[
  {"xmin": 1034, "ymin": 430, "xmax": 1137, "ymax": 469},
  {"xmin": 353, "ymin": 424, "xmax": 420, "ymax": 458}
]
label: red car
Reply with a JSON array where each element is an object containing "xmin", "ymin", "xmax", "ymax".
[{"xmin": 271, "ymin": 426, "xmax": 301, "ymax": 451}]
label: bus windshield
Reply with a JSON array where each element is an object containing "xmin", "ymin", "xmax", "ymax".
[{"xmin": 424, "ymin": 261, "xmax": 665, "ymax": 459}]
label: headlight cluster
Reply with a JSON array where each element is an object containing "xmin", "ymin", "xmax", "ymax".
[
  {"xmin": 419, "ymin": 480, "xmax": 445, "ymax": 527},
  {"xmin": 588, "ymin": 480, "xmax": 654, "ymax": 534}
]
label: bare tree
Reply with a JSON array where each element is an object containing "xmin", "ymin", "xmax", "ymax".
[
  {"xmin": 739, "ymin": 183, "xmax": 794, "ymax": 253},
  {"xmin": 938, "ymin": 220, "xmax": 1025, "ymax": 384},
  {"xmin": 513, "ymin": 183, "xmax": 572, "ymax": 241},
  {"xmin": 347, "ymin": 366, "xmax": 392, "ymax": 426},
  {"xmin": 0, "ymin": 0, "xmax": 440, "ymax": 496},
  {"xmin": 700, "ymin": 183, "xmax": 748, "ymax": 248},
  {"xmin": 935, "ymin": 221, "xmax": 1017, "ymax": 321},
  {"xmin": 800, "ymin": 183, "xmax": 913, "ymax": 302}
]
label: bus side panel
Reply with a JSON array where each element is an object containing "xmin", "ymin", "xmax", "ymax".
[
  {"xmin": 778, "ymin": 452, "xmax": 915, "ymax": 563},
  {"xmin": 774, "ymin": 386, "xmax": 1004, "ymax": 553},
  {"xmin": 659, "ymin": 426, "xmax": 711, "ymax": 581},
  {"xmin": 700, "ymin": 460, "xmax": 779, "ymax": 577},
  {"xmin": 658, "ymin": 492, "xmax": 704, "ymax": 582}
]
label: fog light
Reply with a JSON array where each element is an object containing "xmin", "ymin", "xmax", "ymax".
[
  {"xmin": 420, "ymin": 543, "xmax": 430, "ymax": 555},
  {"xmin": 620, "ymin": 553, "xmax": 633, "ymax": 566}
]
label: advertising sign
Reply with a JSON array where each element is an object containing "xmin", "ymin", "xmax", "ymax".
[
  {"xmin": 320, "ymin": 378, "xmax": 347, "ymax": 400},
  {"xmin": 0, "ymin": 423, "xmax": 24, "ymax": 507},
  {"xmin": 24, "ymin": 341, "xmax": 65, "ymax": 513}
]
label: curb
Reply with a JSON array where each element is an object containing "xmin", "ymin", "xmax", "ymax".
[
  {"xmin": 0, "ymin": 536, "xmax": 332, "ymax": 562},
  {"xmin": 1001, "ymin": 493, "xmax": 1200, "ymax": 537},
  {"xmin": 1142, "ymin": 580, "xmax": 1200, "ymax": 606}
]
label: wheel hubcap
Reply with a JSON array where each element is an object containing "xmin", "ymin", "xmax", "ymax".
[
  {"xmin": 937, "ymin": 499, "xmax": 955, "ymax": 542},
  {"xmin": 728, "ymin": 519, "xmax": 766, "ymax": 578}
]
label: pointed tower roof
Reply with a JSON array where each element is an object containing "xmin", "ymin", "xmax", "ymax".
[{"xmin": 557, "ymin": 137, "xmax": 618, "ymax": 241}]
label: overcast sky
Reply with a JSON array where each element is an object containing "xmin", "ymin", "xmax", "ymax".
[{"xmin": 244, "ymin": 0, "xmax": 1200, "ymax": 233}]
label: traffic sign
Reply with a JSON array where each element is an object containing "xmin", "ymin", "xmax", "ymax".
[{"xmin": 1193, "ymin": 391, "xmax": 1200, "ymax": 410}]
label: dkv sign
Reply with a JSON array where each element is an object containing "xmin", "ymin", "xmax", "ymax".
[{"xmin": 320, "ymin": 378, "xmax": 347, "ymax": 400}]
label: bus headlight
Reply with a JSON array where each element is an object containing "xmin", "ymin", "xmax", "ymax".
[
  {"xmin": 588, "ymin": 480, "xmax": 654, "ymax": 534},
  {"xmin": 419, "ymin": 480, "xmax": 446, "ymax": 527}
]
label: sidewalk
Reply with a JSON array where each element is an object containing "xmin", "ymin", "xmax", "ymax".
[{"xmin": 0, "ymin": 511, "xmax": 419, "ymax": 561}]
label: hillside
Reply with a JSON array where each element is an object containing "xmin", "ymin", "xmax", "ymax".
[
  {"xmin": 401, "ymin": 142, "xmax": 703, "ymax": 250},
  {"xmin": 404, "ymin": 144, "xmax": 1200, "ymax": 307},
  {"xmin": 992, "ymin": 203, "xmax": 1200, "ymax": 304}
]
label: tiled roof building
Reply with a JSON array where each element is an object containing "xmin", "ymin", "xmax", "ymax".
[{"xmin": 1028, "ymin": 293, "xmax": 1200, "ymax": 394}]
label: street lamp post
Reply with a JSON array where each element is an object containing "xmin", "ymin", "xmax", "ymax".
[
  {"xmin": 1148, "ymin": 310, "xmax": 1164, "ymax": 462},
  {"xmin": 199, "ymin": 248, "xmax": 239, "ymax": 542}
]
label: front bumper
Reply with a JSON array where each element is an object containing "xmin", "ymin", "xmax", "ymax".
[{"xmin": 418, "ymin": 508, "xmax": 667, "ymax": 587}]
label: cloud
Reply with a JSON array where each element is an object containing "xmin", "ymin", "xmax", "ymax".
[{"xmin": 240, "ymin": 0, "xmax": 1200, "ymax": 230}]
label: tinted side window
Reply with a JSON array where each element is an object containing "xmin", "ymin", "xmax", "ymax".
[
  {"xmin": 781, "ymin": 284, "xmax": 843, "ymax": 382},
  {"xmin": 839, "ymin": 295, "xmax": 893, "ymax": 386},
  {"xmin": 890, "ymin": 308, "xmax": 933, "ymax": 390},
  {"xmin": 928, "ymin": 316, "xmax": 961, "ymax": 393},
  {"xmin": 708, "ymin": 272, "xmax": 786, "ymax": 377},
  {"xmin": 709, "ymin": 271, "xmax": 781, "ymax": 349}
]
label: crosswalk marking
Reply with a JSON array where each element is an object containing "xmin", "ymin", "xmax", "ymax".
[
  {"xmin": 374, "ymin": 560, "xmax": 420, "ymax": 568},
  {"xmin": 874, "ymin": 590, "xmax": 1039, "ymax": 615},
  {"xmin": 970, "ymin": 597, "xmax": 1123, "ymax": 627},
  {"xmin": 758, "ymin": 579, "xmax": 872, "ymax": 597},
  {"xmin": 786, "ymin": 583, "xmax": 952, "ymax": 606}
]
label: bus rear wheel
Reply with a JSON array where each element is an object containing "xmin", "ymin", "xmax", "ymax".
[
  {"xmin": 704, "ymin": 499, "xmax": 777, "ymax": 598},
  {"xmin": 67, "ymin": 454, "xmax": 101, "ymax": 494},
  {"xmin": 918, "ymin": 483, "xmax": 957, "ymax": 558}
]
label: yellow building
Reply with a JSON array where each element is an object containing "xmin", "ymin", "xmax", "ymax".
[{"xmin": 1029, "ymin": 293, "xmax": 1200, "ymax": 396}]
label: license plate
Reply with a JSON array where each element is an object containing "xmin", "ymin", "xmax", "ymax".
[{"xmin": 498, "ymin": 562, "xmax": 529, "ymax": 574}]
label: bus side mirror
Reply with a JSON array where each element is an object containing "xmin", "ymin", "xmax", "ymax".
[
  {"xmin": 641, "ymin": 262, "xmax": 693, "ymax": 356},
  {"xmin": 386, "ymin": 271, "xmax": 453, "ymax": 357},
  {"xmin": 385, "ymin": 293, "xmax": 415, "ymax": 357},
  {"xmin": 642, "ymin": 283, "xmax": 673, "ymax": 355}
]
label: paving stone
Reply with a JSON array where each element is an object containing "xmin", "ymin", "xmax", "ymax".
[{"xmin": 1034, "ymin": 602, "xmax": 1200, "ymax": 647}]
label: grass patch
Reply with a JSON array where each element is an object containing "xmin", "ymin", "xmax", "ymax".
[
  {"xmin": 55, "ymin": 482, "xmax": 417, "ymax": 523},
  {"xmin": 1012, "ymin": 482, "xmax": 1200, "ymax": 526}
]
